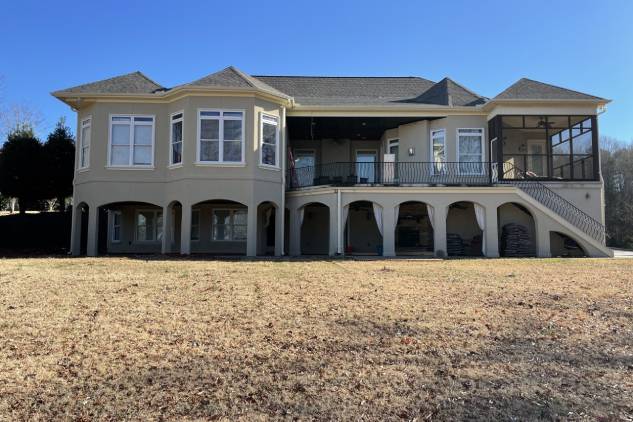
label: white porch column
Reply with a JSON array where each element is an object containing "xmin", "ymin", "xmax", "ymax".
[
  {"xmin": 180, "ymin": 202, "xmax": 192, "ymax": 255},
  {"xmin": 289, "ymin": 207, "xmax": 301, "ymax": 256},
  {"xmin": 70, "ymin": 205, "xmax": 81, "ymax": 256},
  {"xmin": 161, "ymin": 204, "xmax": 172, "ymax": 254},
  {"xmin": 536, "ymin": 225, "xmax": 551, "ymax": 258},
  {"xmin": 485, "ymin": 206, "xmax": 499, "ymax": 258},
  {"xmin": 433, "ymin": 204, "xmax": 448, "ymax": 258},
  {"xmin": 328, "ymin": 205, "xmax": 338, "ymax": 256},
  {"xmin": 274, "ymin": 206, "xmax": 284, "ymax": 256},
  {"xmin": 382, "ymin": 205, "xmax": 396, "ymax": 257},
  {"xmin": 246, "ymin": 203, "xmax": 258, "ymax": 257},
  {"xmin": 86, "ymin": 206, "xmax": 99, "ymax": 257}
]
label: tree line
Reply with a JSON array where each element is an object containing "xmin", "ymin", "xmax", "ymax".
[
  {"xmin": 600, "ymin": 137, "xmax": 633, "ymax": 249},
  {"xmin": 0, "ymin": 118, "xmax": 74, "ymax": 214}
]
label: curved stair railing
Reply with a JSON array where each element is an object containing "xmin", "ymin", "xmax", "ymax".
[{"xmin": 499, "ymin": 163, "xmax": 606, "ymax": 244}]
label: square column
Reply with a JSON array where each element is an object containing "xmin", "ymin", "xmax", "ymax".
[
  {"xmin": 161, "ymin": 204, "xmax": 173, "ymax": 254},
  {"xmin": 329, "ymin": 205, "xmax": 338, "ymax": 256},
  {"xmin": 485, "ymin": 207, "xmax": 499, "ymax": 258},
  {"xmin": 274, "ymin": 206, "xmax": 284, "ymax": 256},
  {"xmin": 433, "ymin": 205, "xmax": 448, "ymax": 258},
  {"xmin": 246, "ymin": 204, "xmax": 258, "ymax": 257},
  {"xmin": 70, "ymin": 205, "xmax": 81, "ymax": 256},
  {"xmin": 86, "ymin": 206, "xmax": 99, "ymax": 257},
  {"xmin": 536, "ymin": 225, "xmax": 551, "ymax": 258},
  {"xmin": 382, "ymin": 205, "xmax": 396, "ymax": 257},
  {"xmin": 180, "ymin": 203, "xmax": 192, "ymax": 255}
]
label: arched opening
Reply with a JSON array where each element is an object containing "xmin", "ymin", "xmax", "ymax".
[
  {"xmin": 74, "ymin": 202, "xmax": 89, "ymax": 256},
  {"xmin": 550, "ymin": 231, "xmax": 587, "ymax": 257},
  {"xmin": 395, "ymin": 201, "xmax": 434, "ymax": 256},
  {"xmin": 97, "ymin": 201, "xmax": 163, "ymax": 254},
  {"xmin": 191, "ymin": 199, "xmax": 248, "ymax": 255},
  {"xmin": 300, "ymin": 202, "xmax": 330, "ymax": 255},
  {"xmin": 497, "ymin": 202, "xmax": 536, "ymax": 257},
  {"xmin": 257, "ymin": 201, "xmax": 277, "ymax": 256},
  {"xmin": 446, "ymin": 201, "xmax": 483, "ymax": 257},
  {"xmin": 345, "ymin": 200, "xmax": 382, "ymax": 255}
]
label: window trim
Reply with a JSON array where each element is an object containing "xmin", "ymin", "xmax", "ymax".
[
  {"xmin": 78, "ymin": 116, "xmax": 92, "ymax": 170},
  {"xmin": 169, "ymin": 110, "xmax": 184, "ymax": 168},
  {"xmin": 196, "ymin": 108, "xmax": 246, "ymax": 165},
  {"xmin": 210, "ymin": 207, "xmax": 247, "ymax": 242},
  {"xmin": 107, "ymin": 114, "xmax": 156, "ymax": 169},
  {"xmin": 110, "ymin": 210, "xmax": 122, "ymax": 243},
  {"xmin": 387, "ymin": 138, "xmax": 399, "ymax": 156},
  {"xmin": 134, "ymin": 209, "xmax": 163, "ymax": 242},
  {"xmin": 430, "ymin": 128, "xmax": 446, "ymax": 174},
  {"xmin": 259, "ymin": 112, "xmax": 280, "ymax": 169},
  {"xmin": 456, "ymin": 127, "xmax": 485, "ymax": 175}
]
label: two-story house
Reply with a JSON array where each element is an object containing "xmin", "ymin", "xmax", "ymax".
[{"xmin": 53, "ymin": 66, "xmax": 612, "ymax": 258}]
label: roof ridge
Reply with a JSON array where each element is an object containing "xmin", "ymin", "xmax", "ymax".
[
  {"xmin": 226, "ymin": 66, "xmax": 256, "ymax": 88},
  {"xmin": 133, "ymin": 71, "xmax": 164, "ymax": 89},
  {"xmin": 441, "ymin": 77, "xmax": 486, "ymax": 100},
  {"xmin": 254, "ymin": 74, "xmax": 434, "ymax": 82},
  {"xmin": 518, "ymin": 77, "xmax": 602, "ymax": 100}
]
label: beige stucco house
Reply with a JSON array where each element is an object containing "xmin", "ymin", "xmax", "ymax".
[{"xmin": 52, "ymin": 66, "xmax": 612, "ymax": 258}]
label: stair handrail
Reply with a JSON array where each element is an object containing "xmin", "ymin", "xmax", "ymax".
[{"xmin": 499, "ymin": 163, "xmax": 606, "ymax": 244}]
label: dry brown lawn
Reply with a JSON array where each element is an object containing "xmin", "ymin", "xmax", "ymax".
[{"xmin": 0, "ymin": 257, "xmax": 632, "ymax": 421}]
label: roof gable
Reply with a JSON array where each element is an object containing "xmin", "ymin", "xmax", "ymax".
[
  {"xmin": 53, "ymin": 71, "xmax": 163, "ymax": 95},
  {"xmin": 187, "ymin": 66, "xmax": 289, "ymax": 98},
  {"xmin": 494, "ymin": 78, "xmax": 604, "ymax": 101},
  {"xmin": 412, "ymin": 77, "xmax": 486, "ymax": 106}
]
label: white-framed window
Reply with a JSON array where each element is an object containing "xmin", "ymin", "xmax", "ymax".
[
  {"xmin": 431, "ymin": 129, "xmax": 446, "ymax": 174},
  {"xmin": 457, "ymin": 128, "xmax": 484, "ymax": 174},
  {"xmin": 170, "ymin": 111, "xmax": 183, "ymax": 166},
  {"xmin": 109, "ymin": 115, "xmax": 155, "ymax": 167},
  {"xmin": 135, "ymin": 210, "xmax": 163, "ymax": 241},
  {"xmin": 111, "ymin": 210, "xmax": 122, "ymax": 243},
  {"xmin": 260, "ymin": 113, "xmax": 279, "ymax": 167},
  {"xmin": 79, "ymin": 117, "xmax": 91, "ymax": 169},
  {"xmin": 197, "ymin": 110, "xmax": 244, "ymax": 164},
  {"xmin": 211, "ymin": 208, "xmax": 247, "ymax": 241},
  {"xmin": 191, "ymin": 209, "xmax": 200, "ymax": 241}
]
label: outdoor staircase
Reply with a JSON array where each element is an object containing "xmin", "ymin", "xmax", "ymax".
[{"xmin": 498, "ymin": 165, "xmax": 606, "ymax": 245}]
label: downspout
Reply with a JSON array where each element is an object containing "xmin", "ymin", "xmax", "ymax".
[{"xmin": 280, "ymin": 105, "xmax": 287, "ymax": 255}]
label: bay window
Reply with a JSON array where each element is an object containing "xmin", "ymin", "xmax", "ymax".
[
  {"xmin": 211, "ymin": 209, "xmax": 247, "ymax": 241},
  {"xmin": 457, "ymin": 128, "xmax": 484, "ymax": 174},
  {"xmin": 135, "ymin": 210, "xmax": 163, "ymax": 241},
  {"xmin": 79, "ymin": 117, "xmax": 91, "ymax": 169},
  {"xmin": 431, "ymin": 129, "xmax": 446, "ymax": 174},
  {"xmin": 198, "ymin": 110, "xmax": 244, "ymax": 164},
  {"xmin": 109, "ymin": 115, "xmax": 154, "ymax": 167},
  {"xmin": 170, "ymin": 112, "xmax": 183, "ymax": 166},
  {"xmin": 260, "ymin": 114, "xmax": 279, "ymax": 167}
]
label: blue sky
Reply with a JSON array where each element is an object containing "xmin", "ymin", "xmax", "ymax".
[{"xmin": 1, "ymin": 0, "xmax": 632, "ymax": 142}]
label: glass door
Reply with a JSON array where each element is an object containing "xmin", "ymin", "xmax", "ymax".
[{"xmin": 356, "ymin": 150, "xmax": 377, "ymax": 183}]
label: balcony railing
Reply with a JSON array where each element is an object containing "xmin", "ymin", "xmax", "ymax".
[{"xmin": 286, "ymin": 162, "xmax": 497, "ymax": 189}]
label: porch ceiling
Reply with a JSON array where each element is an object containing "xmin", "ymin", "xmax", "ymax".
[{"xmin": 287, "ymin": 116, "xmax": 439, "ymax": 140}]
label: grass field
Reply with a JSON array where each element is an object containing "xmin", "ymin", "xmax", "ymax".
[{"xmin": 0, "ymin": 257, "xmax": 631, "ymax": 421}]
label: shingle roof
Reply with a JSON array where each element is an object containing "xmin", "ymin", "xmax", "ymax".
[
  {"xmin": 494, "ymin": 78, "xmax": 604, "ymax": 101},
  {"xmin": 186, "ymin": 66, "xmax": 290, "ymax": 98},
  {"xmin": 53, "ymin": 71, "xmax": 164, "ymax": 95},
  {"xmin": 253, "ymin": 75, "xmax": 438, "ymax": 106},
  {"xmin": 408, "ymin": 77, "xmax": 487, "ymax": 106}
]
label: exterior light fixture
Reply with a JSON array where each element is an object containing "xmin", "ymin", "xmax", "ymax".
[{"xmin": 408, "ymin": 147, "xmax": 415, "ymax": 156}]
